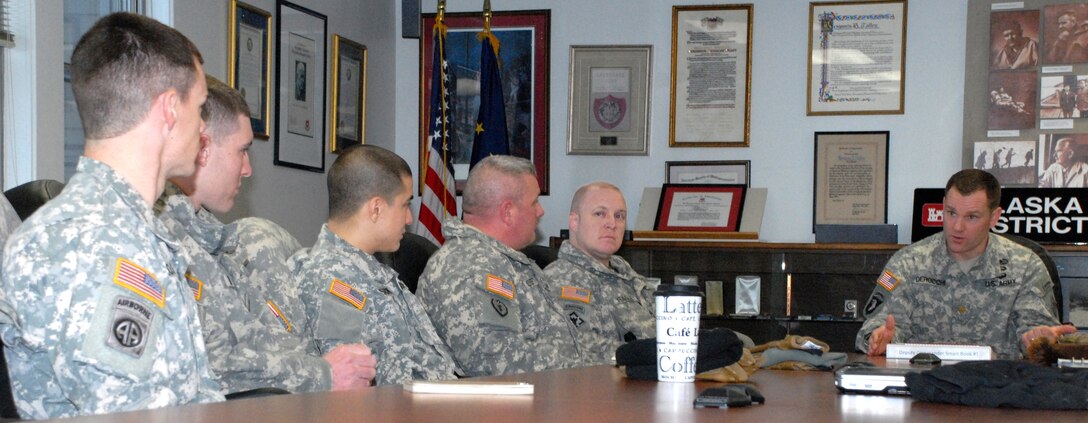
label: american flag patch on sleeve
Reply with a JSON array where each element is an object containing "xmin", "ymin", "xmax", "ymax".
[
  {"xmin": 485, "ymin": 274, "xmax": 515, "ymax": 300},
  {"xmin": 329, "ymin": 278, "xmax": 367, "ymax": 310},
  {"xmin": 114, "ymin": 257, "xmax": 165, "ymax": 308},
  {"xmin": 877, "ymin": 270, "xmax": 900, "ymax": 292},
  {"xmin": 185, "ymin": 272, "xmax": 203, "ymax": 301},
  {"xmin": 266, "ymin": 300, "xmax": 292, "ymax": 333},
  {"xmin": 561, "ymin": 286, "xmax": 591, "ymax": 304}
]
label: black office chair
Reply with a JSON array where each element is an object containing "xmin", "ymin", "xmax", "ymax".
[
  {"xmin": 1001, "ymin": 234, "xmax": 1063, "ymax": 321},
  {"xmin": 377, "ymin": 233, "xmax": 439, "ymax": 294},
  {"xmin": 0, "ymin": 348, "xmax": 18, "ymax": 420},
  {"xmin": 520, "ymin": 244, "xmax": 558, "ymax": 269},
  {"xmin": 3, "ymin": 179, "xmax": 65, "ymax": 221}
]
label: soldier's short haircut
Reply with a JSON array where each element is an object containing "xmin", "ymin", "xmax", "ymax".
[
  {"xmin": 202, "ymin": 76, "xmax": 250, "ymax": 144},
  {"xmin": 462, "ymin": 155, "xmax": 536, "ymax": 216},
  {"xmin": 946, "ymin": 169, "xmax": 1001, "ymax": 210},
  {"xmin": 327, "ymin": 145, "xmax": 411, "ymax": 221},
  {"xmin": 70, "ymin": 12, "xmax": 204, "ymax": 140},
  {"xmin": 569, "ymin": 182, "xmax": 622, "ymax": 214}
]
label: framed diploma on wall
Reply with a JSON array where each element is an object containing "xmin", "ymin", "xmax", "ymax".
[
  {"xmin": 812, "ymin": 131, "xmax": 889, "ymax": 229},
  {"xmin": 654, "ymin": 184, "xmax": 747, "ymax": 232},
  {"xmin": 669, "ymin": 4, "xmax": 753, "ymax": 147},
  {"xmin": 274, "ymin": 0, "xmax": 327, "ymax": 172},
  {"xmin": 229, "ymin": 1, "xmax": 272, "ymax": 139},
  {"xmin": 566, "ymin": 45, "xmax": 652, "ymax": 155},
  {"xmin": 807, "ymin": 0, "xmax": 907, "ymax": 115}
]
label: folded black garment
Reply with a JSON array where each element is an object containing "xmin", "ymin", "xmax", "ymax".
[
  {"xmin": 905, "ymin": 360, "xmax": 1088, "ymax": 410},
  {"xmin": 615, "ymin": 328, "xmax": 744, "ymax": 380}
]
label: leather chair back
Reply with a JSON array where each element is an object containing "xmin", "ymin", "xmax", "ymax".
[{"xmin": 3, "ymin": 179, "xmax": 65, "ymax": 221}]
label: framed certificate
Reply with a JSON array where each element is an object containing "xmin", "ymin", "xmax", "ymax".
[
  {"xmin": 654, "ymin": 184, "xmax": 746, "ymax": 232},
  {"xmin": 807, "ymin": 0, "xmax": 907, "ymax": 115},
  {"xmin": 669, "ymin": 4, "xmax": 753, "ymax": 147},
  {"xmin": 665, "ymin": 160, "xmax": 750, "ymax": 186},
  {"xmin": 329, "ymin": 34, "xmax": 366, "ymax": 153},
  {"xmin": 229, "ymin": 1, "xmax": 272, "ymax": 139},
  {"xmin": 813, "ymin": 131, "xmax": 889, "ymax": 228}
]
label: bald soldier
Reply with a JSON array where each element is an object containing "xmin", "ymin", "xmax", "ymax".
[
  {"xmin": 544, "ymin": 182, "xmax": 656, "ymax": 365},
  {"xmin": 417, "ymin": 155, "xmax": 581, "ymax": 376}
]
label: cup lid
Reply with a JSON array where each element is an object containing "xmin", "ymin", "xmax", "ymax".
[{"xmin": 654, "ymin": 283, "xmax": 702, "ymax": 296}]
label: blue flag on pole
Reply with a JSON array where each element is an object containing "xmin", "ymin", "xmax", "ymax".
[{"xmin": 470, "ymin": 32, "xmax": 509, "ymax": 168}]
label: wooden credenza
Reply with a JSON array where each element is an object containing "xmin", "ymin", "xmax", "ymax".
[{"xmin": 552, "ymin": 238, "xmax": 1088, "ymax": 353}]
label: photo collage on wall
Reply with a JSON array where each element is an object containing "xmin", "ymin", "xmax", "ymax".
[{"xmin": 982, "ymin": 4, "xmax": 1088, "ymax": 189}]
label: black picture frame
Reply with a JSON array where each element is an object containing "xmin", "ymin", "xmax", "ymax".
[{"xmin": 274, "ymin": 0, "xmax": 327, "ymax": 172}]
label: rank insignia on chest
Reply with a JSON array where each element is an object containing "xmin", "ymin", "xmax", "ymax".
[
  {"xmin": 877, "ymin": 270, "xmax": 900, "ymax": 292},
  {"xmin": 185, "ymin": 272, "xmax": 203, "ymax": 301},
  {"xmin": 266, "ymin": 300, "xmax": 292, "ymax": 333},
  {"xmin": 114, "ymin": 257, "xmax": 165, "ymax": 308},
  {"xmin": 329, "ymin": 278, "xmax": 367, "ymax": 310},
  {"xmin": 561, "ymin": 286, "xmax": 591, "ymax": 304},
  {"xmin": 486, "ymin": 274, "xmax": 515, "ymax": 300}
]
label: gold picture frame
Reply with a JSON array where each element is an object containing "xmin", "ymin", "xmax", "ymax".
[
  {"xmin": 806, "ymin": 0, "xmax": 907, "ymax": 116},
  {"xmin": 228, "ymin": 0, "xmax": 273, "ymax": 139},
  {"xmin": 330, "ymin": 35, "xmax": 367, "ymax": 153},
  {"xmin": 669, "ymin": 4, "xmax": 753, "ymax": 148}
]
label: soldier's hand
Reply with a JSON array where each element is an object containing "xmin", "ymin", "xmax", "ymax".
[
  {"xmin": 324, "ymin": 343, "xmax": 378, "ymax": 390},
  {"xmin": 867, "ymin": 314, "xmax": 896, "ymax": 356},
  {"xmin": 1020, "ymin": 324, "xmax": 1077, "ymax": 349}
]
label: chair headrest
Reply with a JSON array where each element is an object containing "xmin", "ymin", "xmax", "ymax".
[{"xmin": 3, "ymin": 179, "xmax": 65, "ymax": 220}]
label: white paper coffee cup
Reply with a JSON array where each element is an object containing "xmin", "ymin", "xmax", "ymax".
[{"xmin": 654, "ymin": 284, "xmax": 701, "ymax": 382}]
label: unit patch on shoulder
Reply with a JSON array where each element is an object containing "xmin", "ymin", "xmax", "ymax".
[
  {"xmin": 485, "ymin": 274, "xmax": 515, "ymax": 300},
  {"xmin": 560, "ymin": 286, "xmax": 591, "ymax": 304},
  {"xmin": 114, "ymin": 257, "xmax": 165, "ymax": 308},
  {"xmin": 185, "ymin": 272, "xmax": 203, "ymax": 301},
  {"xmin": 329, "ymin": 278, "xmax": 367, "ymax": 310},
  {"xmin": 107, "ymin": 296, "xmax": 153, "ymax": 358},
  {"xmin": 266, "ymin": 300, "xmax": 292, "ymax": 333},
  {"xmin": 877, "ymin": 270, "xmax": 900, "ymax": 292}
]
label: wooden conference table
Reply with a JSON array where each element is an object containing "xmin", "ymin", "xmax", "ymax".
[{"xmin": 46, "ymin": 357, "xmax": 1086, "ymax": 422}]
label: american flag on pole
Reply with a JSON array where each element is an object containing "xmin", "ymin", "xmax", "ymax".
[{"xmin": 413, "ymin": 13, "xmax": 458, "ymax": 246}]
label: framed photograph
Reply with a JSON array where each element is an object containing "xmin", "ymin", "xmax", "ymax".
[
  {"xmin": 665, "ymin": 160, "xmax": 750, "ymax": 186},
  {"xmin": 229, "ymin": 0, "xmax": 272, "ymax": 139},
  {"xmin": 275, "ymin": 0, "xmax": 327, "ymax": 172},
  {"xmin": 654, "ymin": 184, "xmax": 746, "ymax": 232},
  {"xmin": 566, "ymin": 45, "xmax": 651, "ymax": 155},
  {"xmin": 807, "ymin": 0, "xmax": 907, "ymax": 116},
  {"xmin": 971, "ymin": 139, "xmax": 1036, "ymax": 186},
  {"xmin": 990, "ymin": 9, "xmax": 1040, "ymax": 70},
  {"xmin": 420, "ymin": 10, "xmax": 551, "ymax": 194},
  {"xmin": 988, "ymin": 71, "xmax": 1036, "ymax": 130},
  {"xmin": 1043, "ymin": 4, "xmax": 1088, "ymax": 65},
  {"xmin": 669, "ymin": 5, "xmax": 752, "ymax": 147},
  {"xmin": 813, "ymin": 131, "xmax": 889, "ymax": 228},
  {"xmin": 329, "ymin": 35, "xmax": 366, "ymax": 153}
]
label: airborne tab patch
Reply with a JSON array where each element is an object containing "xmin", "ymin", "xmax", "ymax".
[
  {"xmin": 185, "ymin": 272, "xmax": 203, "ymax": 301},
  {"xmin": 877, "ymin": 270, "xmax": 900, "ymax": 292},
  {"xmin": 114, "ymin": 258, "xmax": 165, "ymax": 308},
  {"xmin": 329, "ymin": 278, "xmax": 367, "ymax": 310},
  {"xmin": 561, "ymin": 286, "xmax": 591, "ymax": 304},
  {"xmin": 266, "ymin": 300, "xmax": 292, "ymax": 333},
  {"xmin": 485, "ymin": 274, "xmax": 515, "ymax": 300}
]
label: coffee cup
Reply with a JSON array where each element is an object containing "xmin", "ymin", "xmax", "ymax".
[{"xmin": 654, "ymin": 281, "xmax": 702, "ymax": 382}]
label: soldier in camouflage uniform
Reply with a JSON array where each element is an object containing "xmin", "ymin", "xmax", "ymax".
[
  {"xmin": 544, "ymin": 183, "xmax": 656, "ymax": 365},
  {"xmin": 229, "ymin": 216, "xmax": 305, "ymax": 316},
  {"xmin": 156, "ymin": 76, "xmax": 376, "ymax": 393},
  {"xmin": 857, "ymin": 169, "xmax": 1075, "ymax": 359},
  {"xmin": 0, "ymin": 13, "xmax": 223, "ymax": 418},
  {"xmin": 292, "ymin": 145, "xmax": 459, "ymax": 385},
  {"xmin": 417, "ymin": 155, "xmax": 581, "ymax": 376}
]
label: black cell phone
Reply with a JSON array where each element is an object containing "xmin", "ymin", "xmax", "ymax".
[{"xmin": 693, "ymin": 384, "xmax": 765, "ymax": 408}]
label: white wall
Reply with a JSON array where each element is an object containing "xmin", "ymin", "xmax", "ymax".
[
  {"xmin": 396, "ymin": 0, "xmax": 967, "ymax": 244},
  {"xmin": 20, "ymin": 0, "xmax": 967, "ymax": 246}
]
